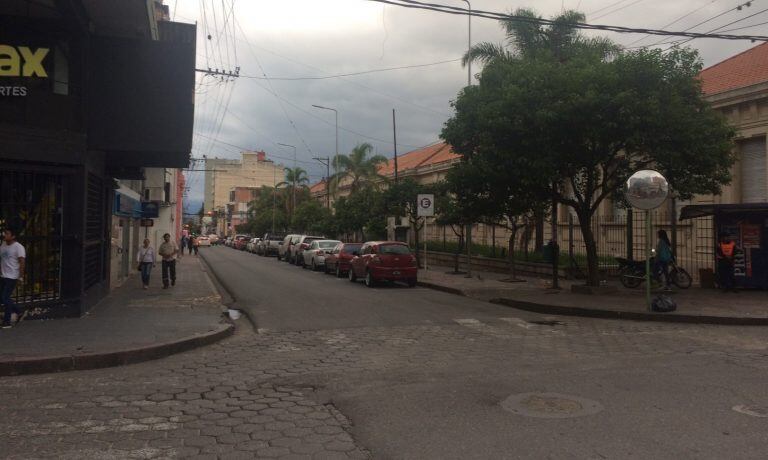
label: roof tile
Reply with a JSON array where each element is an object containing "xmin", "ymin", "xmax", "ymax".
[{"xmin": 699, "ymin": 42, "xmax": 768, "ymax": 96}]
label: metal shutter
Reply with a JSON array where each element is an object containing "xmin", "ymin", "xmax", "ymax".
[{"xmin": 741, "ymin": 137, "xmax": 767, "ymax": 203}]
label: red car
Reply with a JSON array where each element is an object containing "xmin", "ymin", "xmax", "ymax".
[
  {"xmin": 348, "ymin": 241, "xmax": 417, "ymax": 288},
  {"xmin": 324, "ymin": 243, "xmax": 363, "ymax": 277}
]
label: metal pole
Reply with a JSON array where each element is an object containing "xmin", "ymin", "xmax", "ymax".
[
  {"xmin": 393, "ymin": 109, "xmax": 398, "ymax": 183},
  {"xmin": 462, "ymin": 0, "xmax": 471, "ymax": 85},
  {"xmin": 272, "ymin": 165, "xmax": 276, "ymax": 233},
  {"xmin": 278, "ymin": 143, "xmax": 297, "ymax": 221},
  {"xmin": 646, "ymin": 209, "xmax": 652, "ymax": 311},
  {"xmin": 424, "ymin": 217, "xmax": 428, "ymax": 271}
]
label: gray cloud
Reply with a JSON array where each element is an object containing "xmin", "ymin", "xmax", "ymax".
[{"xmin": 180, "ymin": 0, "xmax": 763, "ymax": 209}]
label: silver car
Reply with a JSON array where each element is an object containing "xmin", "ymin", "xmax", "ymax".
[{"xmin": 302, "ymin": 239, "xmax": 342, "ymax": 271}]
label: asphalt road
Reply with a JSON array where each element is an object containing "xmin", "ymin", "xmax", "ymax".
[{"xmin": 200, "ymin": 245, "xmax": 538, "ymax": 332}]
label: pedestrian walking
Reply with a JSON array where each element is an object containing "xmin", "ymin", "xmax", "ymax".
[
  {"xmin": 192, "ymin": 235, "xmax": 200, "ymax": 256},
  {"xmin": 136, "ymin": 238, "xmax": 156, "ymax": 289},
  {"xmin": 188, "ymin": 235, "xmax": 194, "ymax": 255},
  {"xmin": 717, "ymin": 233, "xmax": 737, "ymax": 293},
  {"xmin": 654, "ymin": 230, "xmax": 673, "ymax": 290},
  {"xmin": 1, "ymin": 227, "xmax": 26, "ymax": 329},
  {"xmin": 179, "ymin": 235, "xmax": 187, "ymax": 259},
  {"xmin": 158, "ymin": 233, "xmax": 178, "ymax": 289}
]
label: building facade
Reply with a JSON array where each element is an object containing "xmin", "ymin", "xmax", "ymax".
[
  {"xmin": 203, "ymin": 151, "xmax": 284, "ymax": 235},
  {"xmin": 0, "ymin": 1, "xmax": 195, "ymax": 317}
]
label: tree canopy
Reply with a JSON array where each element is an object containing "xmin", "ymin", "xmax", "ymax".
[{"xmin": 331, "ymin": 143, "xmax": 388, "ymax": 194}]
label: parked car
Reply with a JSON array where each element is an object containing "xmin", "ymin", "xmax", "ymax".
[
  {"xmin": 224, "ymin": 237, "xmax": 233, "ymax": 247},
  {"xmin": 246, "ymin": 238, "xmax": 260, "ymax": 253},
  {"xmin": 258, "ymin": 233, "xmax": 286, "ymax": 256},
  {"xmin": 197, "ymin": 236, "xmax": 211, "ymax": 247},
  {"xmin": 302, "ymin": 240, "xmax": 342, "ymax": 271},
  {"xmin": 208, "ymin": 234, "xmax": 220, "ymax": 245},
  {"xmin": 323, "ymin": 243, "xmax": 363, "ymax": 277},
  {"xmin": 233, "ymin": 235, "xmax": 251, "ymax": 250},
  {"xmin": 348, "ymin": 241, "xmax": 417, "ymax": 288},
  {"xmin": 278, "ymin": 234, "xmax": 298, "ymax": 261},
  {"xmin": 292, "ymin": 235, "xmax": 324, "ymax": 266}
]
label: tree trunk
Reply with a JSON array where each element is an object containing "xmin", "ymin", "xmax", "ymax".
[
  {"xmin": 577, "ymin": 209, "xmax": 600, "ymax": 287},
  {"xmin": 508, "ymin": 229, "xmax": 518, "ymax": 280},
  {"xmin": 454, "ymin": 235, "xmax": 464, "ymax": 273}
]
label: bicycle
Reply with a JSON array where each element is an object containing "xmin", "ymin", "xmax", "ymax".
[{"xmin": 617, "ymin": 257, "xmax": 692, "ymax": 289}]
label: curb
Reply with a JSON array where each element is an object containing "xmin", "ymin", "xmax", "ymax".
[
  {"xmin": 489, "ymin": 298, "xmax": 768, "ymax": 326},
  {"xmin": 0, "ymin": 323, "xmax": 235, "ymax": 377},
  {"xmin": 199, "ymin": 249, "xmax": 260, "ymax": 332},
  {"xmin": 417, "ymin": 281, "xmax": 466, "ymax": 297}
]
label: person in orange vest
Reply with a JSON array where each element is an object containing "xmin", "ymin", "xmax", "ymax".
[{"xmin": 716, "ymin": 233, "xmax": 737, "ymax": 293}]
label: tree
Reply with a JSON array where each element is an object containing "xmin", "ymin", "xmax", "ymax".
[
  {"xmin": 444, "ymin": 43, "xmax": 735, "ymax": 286},
  {"xmin": 292, "ymin": 200, "xmax": 334, "ymax": 235},
  {"xmin": 383, "ymin": 179, "xmax": 439, "ymax": 268},
  {"xmin": 333, "ymin": 187, "xmax": 385, "ymax": 241},
  {"xmin": 277, "ymin": 167, "xmax": 310, "ymax": 220},
  {"xmin": 331, "ymin": 143, "xmax": 388, "ymax": 194}
]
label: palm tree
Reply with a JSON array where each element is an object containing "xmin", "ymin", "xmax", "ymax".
[
  {"xmin": 277, "ymin": 167, "xmax": 310, "ymax": 219},
  {"xmin": 462, "ymin": 9, "xmax": 618, "ymax": 67},
  {"xmin": 331, "ymin": 143, "xmax": 388, "ymax": 194}
]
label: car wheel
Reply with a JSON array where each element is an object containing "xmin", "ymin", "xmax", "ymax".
[
  {"xmin": 348, "ymin": 267, "xmax": 357, "ymax": 282},
  {"xmin": 407, "ymin": 278, "xmax": 417, "ymax": 288},
  {"xmin": 276, "ymin": 253, "xmax": 282, "ymax": 261},
  {"xmin": 365, "ymin": 270, "xmax": 376, "ymax": 288},
  {"xmin": 311, "ymin": 259, "xmax": 318, "ymax": 271}
]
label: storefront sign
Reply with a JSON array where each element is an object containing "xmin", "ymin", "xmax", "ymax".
[
  {"xmin": 0, "ymin": 44, "xmax": 50, "ymax": 97},
  {"xmin": 140, "ymin": 218, "xmax": 154, "ymax": 227},
  {"xmin": 141, "ymin": 201, "xmax": 160, "ymax": 218}
]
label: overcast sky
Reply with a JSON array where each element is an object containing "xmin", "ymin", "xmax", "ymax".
[{"xmin": 176, "ymin": 0, "xmax": 765, "ymax": 212}]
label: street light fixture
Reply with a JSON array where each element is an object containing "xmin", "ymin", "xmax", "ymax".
[
  {"xmin": 277, "ymin": 142, "xmax": 297, "ymax": 219},
  {"xmin": 461, "ymin": 0, "xmax": 473, "ymax": 277},
  {"xmin": 311, "ymin": 104, "xmax": 339, "ymax": 200}
]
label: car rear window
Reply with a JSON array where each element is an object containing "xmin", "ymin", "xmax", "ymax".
[
  {"xmin": 341, "ymin": 244, "xmax": 362, "ymax": 254},
  {"xmin": 318, "ymin": 241, "xmax": 339, "ymax": 249},
  {"xmin": 379, "ymin": 244, "xmax": 410, "ymax": 255}
]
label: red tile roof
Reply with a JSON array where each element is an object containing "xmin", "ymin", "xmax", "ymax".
[
  {"xmin": 309, "ymin": 180, "xmax": 326, "ymax": 194},
  {"xmin": 378, "ymin": 142, "xmax": 461, "ymax": 176},
  {"xmin": 699, "ymin": 42, "xmax": 768, "ymax": 96}
]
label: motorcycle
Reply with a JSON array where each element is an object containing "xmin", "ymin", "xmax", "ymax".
[{"xmin": 616, "ymin": 255, "xmax": 692, "ymax": 289}]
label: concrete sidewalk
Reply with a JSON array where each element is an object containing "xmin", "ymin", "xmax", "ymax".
[
  {"xmin": 418, "ymin": 265, "xmax": 768, "ymax": 325},
  {"xmin": 0, "ymin": 256, "xmax": 233, "ymax": 376}
]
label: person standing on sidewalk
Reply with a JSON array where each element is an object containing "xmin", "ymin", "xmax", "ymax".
[
  {"xmin": 654, "ymin": 230, "xmax": 673, "ymax": 290},
  {"xmin": 188, "ymin": 235, "xmax": 195, "ymax": 255},
  {"xmin": 136, "ymin": 239, "xmax": 156, "ymax": 290},
  {"xmin": 1, "ymin": 227, "xmax": 26, "ymax": 329},
  {"xmin": 717, "ymin": 233, "xmax": 737, "ymax": 293},
  {"xmin": 192, "ymin": 235, "xmax": 200, "ymax": 256},
  {"xmin": 158, "ymin": 233, "xmax": 178, "ymax": 289},
  {"xmin": 178, "ymin": 235, "xmax": 187, "ymax": 259}
]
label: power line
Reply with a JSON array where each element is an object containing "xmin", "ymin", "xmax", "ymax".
[
  {"xmin": 626, "ymin": 0, "xmax": 721, "ymax": 47},
  {"xmin": 365, "ymin": 0, "xmax": 768, "ymax": 41},
  {"xmin": 592, "ymin": 0, "xmax": 648, "ymax": 21},
  {"xmin": 236, "ymin": 58, "xmax": 461, "ymax": 81},
  {"xmin": 666, "ymin": 4, "xmax": 768, "ymax": 49}
]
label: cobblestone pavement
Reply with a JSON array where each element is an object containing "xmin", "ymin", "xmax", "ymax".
[{"xmin": 2, "ymin": 314, "xmax": 768, "ymax": 459}]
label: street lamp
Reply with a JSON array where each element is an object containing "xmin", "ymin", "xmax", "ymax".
[
  {"xmin": 311, "ymin": 104, "xmax": 339, "ymax": 200},
  {"xmin": 277, "ymin": 142, "xmax": 297, "ymax": 219},
  {"xmin": 312, "ymin": 157, "xmax": 331, "ymax": 209},
  {"xmin": 461, "ymin": 0, "xmax": 473, "ymax": 276}
]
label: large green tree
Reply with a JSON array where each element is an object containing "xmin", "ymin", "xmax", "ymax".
[
  {"xmin": 333, "ymin": 187, "xmax": 385, "ymax": 241},
  {"xmin": 277, "ymin": 167, "xmax": 310, "ymax": 220},
  {"xmin": 331, "ymin": 143, "xmax": 388, "ymax": 194},
  {"xmin": 445, "ymin": 28, "xmax": 734, "ymax": 286}
]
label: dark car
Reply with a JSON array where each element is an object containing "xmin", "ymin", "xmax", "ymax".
[
  {"xmin": 324, "ymin": 243, "xmax": 363, "ymax": 277},
  {"xmin": 348, "ymin": 241, "xmax": 417, "ymax": 288}
]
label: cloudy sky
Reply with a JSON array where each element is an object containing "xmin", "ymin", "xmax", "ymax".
[{"xmin": 175, "ymin": 0, "xmax": 766, "ymax": 212}]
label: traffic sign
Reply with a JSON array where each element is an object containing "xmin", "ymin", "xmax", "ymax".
[{"xmin": 417, "ymin": 194, "xmax": 434, "ymax": 217}]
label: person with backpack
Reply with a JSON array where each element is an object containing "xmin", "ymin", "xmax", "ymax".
[
  {"xmin": 1, "ymin": 227, "xmax": 26, "ymax": 328},
  {"xmin": 654, "ymin": 229, "xmax": 673, "ymax": 291}
]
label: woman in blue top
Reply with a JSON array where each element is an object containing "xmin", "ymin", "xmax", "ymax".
[{"xmin": 655, "ymin": 229, "xmax": 673, "ymax": 290}]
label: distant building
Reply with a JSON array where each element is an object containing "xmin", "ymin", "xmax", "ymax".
[{"xmin": 203, "ymin": 151, "xmax": 284, "ymax": 235}]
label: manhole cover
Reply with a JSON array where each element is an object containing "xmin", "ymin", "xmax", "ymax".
[
  {"xmin": 501, "ymin": 392, "xmax": 603, "ymax": 419},
  {"xmin": 732, "ymin": 405, "xmax": 768, "ymax": 418},
  {"xmin": 528, "ymin": 320, "xmax": 565, "ymax": 326}
]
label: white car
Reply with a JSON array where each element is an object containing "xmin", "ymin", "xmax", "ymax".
[
  {"xmin": 197, "ymin": 236, "xmax": 211, "ymax": 247},
  {"xmin": 246, "ymin": 238, "xmax": 261, "ymax": 253},
  {"xmin": 302, "ymin": 239, "xmax": 342, "ymax": 271}
]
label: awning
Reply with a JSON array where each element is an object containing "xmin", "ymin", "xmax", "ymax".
[{"xmin": 679, "ymin": 203, "xmax": 768, "ymax": 220}]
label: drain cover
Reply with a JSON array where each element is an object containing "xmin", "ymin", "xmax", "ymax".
[
  {"xmin": 501, "ymin": 392, "xmax": 603, "ymax": 419},
  {"xmin": 732, "ymin": 405, "xmax": 768, "ymax": 418}
]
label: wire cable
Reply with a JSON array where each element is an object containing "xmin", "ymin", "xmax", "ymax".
[{"xmin": 237, "ymin": 58, "xmax": 461, "ymax": 81}]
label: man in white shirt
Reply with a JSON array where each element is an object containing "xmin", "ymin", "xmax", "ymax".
[{"xmin": 1, "ymin": 227, "xmax": 26, "ymax": 328}]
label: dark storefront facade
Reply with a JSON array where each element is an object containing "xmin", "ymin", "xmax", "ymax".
[{"xmin": 0, "ymin": 1, "xmax": 195, "ymax": 318}]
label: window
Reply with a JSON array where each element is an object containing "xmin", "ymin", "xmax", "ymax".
[
  {"xmin": 380, "ymin": 244, "xmax": 411, "ymax": 255},
  {"xmin": 342, "ymin": 244, "xmax": 362, "ymax": 254},
  {"xmin": 229, "ymin": 191, "xmax": 235, "ymax": 202}
]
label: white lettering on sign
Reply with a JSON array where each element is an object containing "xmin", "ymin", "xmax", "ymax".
[
  {"xmin": 0, "ymin": 86, "xmax": 27, "ymax": 96},
  {"xmin": 0, "ymin": 45, "xmax": 50, "ymax": 78}
]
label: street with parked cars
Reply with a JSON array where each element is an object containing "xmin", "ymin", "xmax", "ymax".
[{"xmin": 211, "ymin": 232, "xmax": 420, "ymax": 287}]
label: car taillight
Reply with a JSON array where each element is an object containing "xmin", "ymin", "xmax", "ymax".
[{"xmin": 316, "ymin": 250, "xmax": 324, "ymax": 256}]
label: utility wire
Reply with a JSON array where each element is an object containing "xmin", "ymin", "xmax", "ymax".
[
  {"xmin": 591, "ymin": 0, "xmax": 648, "ymax": 21},
  {"xmin": 644, "ymin": 0, "xmax": 761, "ymax": 46},
  {"xmin": 666, "ymin": 5, "xmax": 768, "ymax": 48},
  {"xmin": 237, "ymin": 58, "xmax": 461, "ymax": 81},
  {"xmin": 365, "ymin": 0, "xmax": 768, "ymax": 41},
  {"xmin": 626, "ymin": 0, "xmax": 721, "ymax": 47}
]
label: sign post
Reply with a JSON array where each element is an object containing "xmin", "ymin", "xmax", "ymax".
[
  {"xmin": 624, "ymin": 170, "xmax": 669, "ymax": 311},
  {"xmin": 417, "ymin": 194, "xmax": 435, "ymax": 271}
]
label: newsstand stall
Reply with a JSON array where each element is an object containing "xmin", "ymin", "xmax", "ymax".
[{"xmin": 680, "ymin": 204, "xmax": 768, "ymax": 289}]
